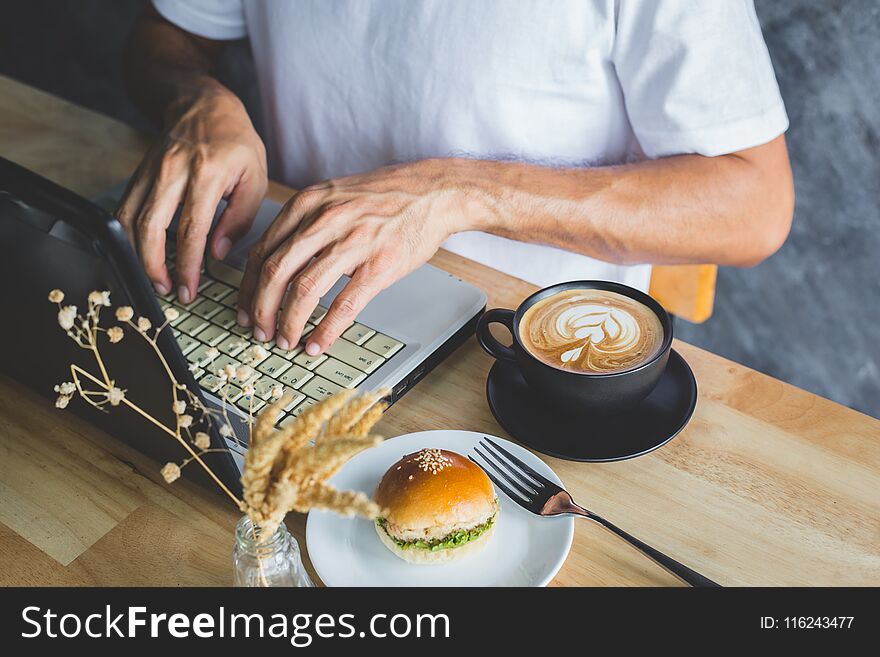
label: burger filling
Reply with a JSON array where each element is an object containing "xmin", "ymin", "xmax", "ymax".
[{"xmin": 376, "ymin": 514, "xmax": 496, "ymax": 552}]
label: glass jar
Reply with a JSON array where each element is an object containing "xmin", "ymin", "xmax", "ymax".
[{"xmin": 232, "ymin": 516, "xmax": 314, "ymax": 587}]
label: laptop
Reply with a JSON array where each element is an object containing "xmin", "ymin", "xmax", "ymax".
[{"xmin": 0, "ymin": 157, "xmax": 486, "ymax": 496}]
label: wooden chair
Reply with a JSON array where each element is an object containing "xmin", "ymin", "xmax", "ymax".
[{"xmin": 649, "ymin": 264, "xmax": 716, "ymax": 324}]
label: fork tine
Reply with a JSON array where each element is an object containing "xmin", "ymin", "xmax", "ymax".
[
  {"xmin": 477, "ymin": 444, "xmax": 540, "ymax": 495},
  {"xmin": 473, "ymin": 447, "xmax": 535, "ymax": 499},
  {"xmin": 468, "ymin": 456, "xmax": 532, "ymax": 511},
  {"xmin": 482, "ymin": 437, "xmax": 559, "ymax": 491}
]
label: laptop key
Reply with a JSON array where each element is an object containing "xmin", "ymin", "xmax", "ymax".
[
  {"xmin": 169, "ymin": 310, "xmax": 189, "ymax": 327},
  {"xmin": 199, "ymin": 373, "xmax": 225, "ymax": 393},
  {"xmin": 218, "ymin": 335, "xmax": 248, "ymax": 357},
  {"xmin": 202, "ymin": 281, "xmax": 233, "ymax": 302},
  {"xmin": 177, "ymin": 314, "xmax": 210, "ymax": 337},
  {"xmin": 197, "ymin": 324, "xmax": 229, "ymax": 346},
  {"xmin": 363, "ymin": 333, "xmax": 404, "ymax": 358},
  {"xmin": 253, "ymin": 377, "xmax": 284, "ymax": 401},
  {"xmin": 236, "ymin": 396, "xmax": 265, "ymax": 414},
  {"xmin": 308, "ymin": 306, "xmax": 328, "ymax": 325},
  {"xmin": 230, "ymin": 323, "xmax": 252, "ymax": 337},
  {"xmin": 211, "ymin": 308, "xmax": 238, "ymax": 330},
  {"xmin": 221, "ymin": 290, "xmax": 239, "ymax": 308},
  {"xmin": 223, "ymin": 383, "xmax": 243, "ymax": 403},
  {"xmin": 272, "ymin": 344, "xmax": 304, "ymax": 359},
  {"xmin": 300, "ymin": 375, "xmax": 344, "ymax": 400},
  {"xmin": 277, "ymin": 364, "xmax": 313, "ymax": 388},
  {"xmin": 175, "ymin": 334, "xmax": 199, "ymax": 355},
  {"xmin": 315, "ymin": 357, "xmax": 367, "ymax": 389},
  {"xmin": 187, "ymin": 343, "xmax": 214, "ymax": 365},
  {"xmin": 257, "ymin": 355, "xmax": 292, "ymax": 378},
  {"xmin": 289, "ymin": 398, "xmax": 319, "ymax": 417},
  {"xmin": 211, "ymin": 354, "xmax": 241, "ymax": 376},
  {"xmin": 191, "ymin": 298, "xmax": 224, "ymax": 319},
  {"xmin": 294, "ymin": 351, "xmax": 327, "ymax": 370},
  {"xmin": 326, "ymin": 340, "xmax": 385, "ymax": 373},
  {"xmin": 282, "ymin": 391, "xmax": 307, "ymax": 410},
  {"xmin": 278, "ymin": 415, "xmax": 298, "ymax": 428},
  {"xmin": 174, "ymin": 296, "xmax": 203, "ymax": 311},
  {"xmin": 342, "ymin": 323, "xmax": 375, "ymax": 345}
]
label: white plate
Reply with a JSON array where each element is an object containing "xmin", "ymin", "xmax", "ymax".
[{"xmin": 306, "ymin": 430, "xmax": 574, "ymax": 587}]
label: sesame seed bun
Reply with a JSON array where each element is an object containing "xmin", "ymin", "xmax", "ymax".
[{"xmin": 374, "ymin": 449, "xmax": 498, "ymax": 563}]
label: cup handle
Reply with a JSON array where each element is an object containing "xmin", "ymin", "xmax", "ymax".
[{"xmin": 476, "ymin": 308, "xmax": 517, "ymax": 363}]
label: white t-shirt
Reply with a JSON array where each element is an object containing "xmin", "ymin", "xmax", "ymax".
[{"xmin": 152, "ymin": 0, "xmax": 788, "ymax": 291}]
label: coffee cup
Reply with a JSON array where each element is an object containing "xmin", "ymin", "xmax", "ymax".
[{"xmin": 476, "ymin": 281, "xmax": 673, "ymax": 416}]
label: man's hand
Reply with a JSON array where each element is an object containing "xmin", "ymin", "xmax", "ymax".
[
  {"xmin": 116, "ymin": 85, "xmax": 267, "ymax": 302},
  {"xmin": 238, "ymin": 160, "xmax": 472, "ymax": 355}
]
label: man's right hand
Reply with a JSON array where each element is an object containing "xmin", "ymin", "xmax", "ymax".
[{"xmin": 116, "ymin": 85, "xmax": 267, "ymax": 302}]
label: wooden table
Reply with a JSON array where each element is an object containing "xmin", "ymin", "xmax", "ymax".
[{"xmin": 1, "ymin": 75, "xmax": 878, "ymax": 586}]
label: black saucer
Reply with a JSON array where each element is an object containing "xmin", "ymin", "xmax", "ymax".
[{"xmin": 486, "ymin": 349, "xmax": 697, "ymax": 462}]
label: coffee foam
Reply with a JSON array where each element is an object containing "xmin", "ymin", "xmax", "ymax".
[{"xmin": 519, "ymin": 289, "xmax": 664, "ymax": 374}]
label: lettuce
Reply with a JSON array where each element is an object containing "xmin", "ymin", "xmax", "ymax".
[{"xmin": 376, "ymin": 514, "xmax": 496, "ymax": 552}]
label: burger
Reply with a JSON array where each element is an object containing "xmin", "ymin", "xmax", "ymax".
[{"xmin": 374, "ymin": 448, "xmax": 498, "ymax": 564}]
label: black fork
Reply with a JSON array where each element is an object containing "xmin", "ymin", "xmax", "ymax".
[{"xmin": 470, "ymin": 437, "xmax": 720, "ymax": 587}]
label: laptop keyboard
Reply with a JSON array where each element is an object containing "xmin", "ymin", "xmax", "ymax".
[{"xmin": 156, "ymin": 248, "xmax": 404, "ymax": 430}]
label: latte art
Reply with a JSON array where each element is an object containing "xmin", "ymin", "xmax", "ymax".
[{"xmin": 519, "ymin": 289, "xmax": 664, "ymax": 374}]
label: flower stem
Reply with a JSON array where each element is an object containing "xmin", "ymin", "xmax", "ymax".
[{"xmin": 70, "ymin": 364, "xmax": 242, "ymax": 508}]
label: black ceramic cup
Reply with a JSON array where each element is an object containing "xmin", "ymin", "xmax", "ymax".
[{"xmin": 476, "ymin": 280, "xmax": 673, "ymax": 417}]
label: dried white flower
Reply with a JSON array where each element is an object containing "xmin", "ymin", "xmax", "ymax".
[
  {"xmin": 204, "ymin": 347, "xmax": 219, "ymax": 361},
  {"xmin": 88, "ymin": 290, "xmax": 112, "ymax": 307},
  {"xmin": 115, "ymin": 306, "xmax": 134, "ymax": 322},
  {"xmin": 160, "ymin": 462, "xmax": 181, "ymax": 484},
  {"xmin": 194, "ymin": 432, "xmax": 211, "ymax": 450},
  {"xmin": 58, "ymin": 305, "xmax": 77, "ymax": 330},
  {"xmin": 48, "ymin": 289, "xmax": 64, "ymax": 303},
  {"xmin": 136, "ymin": 317, "xmax": 152, "ymax": 332},
  {"xmin": 106, "ymin": 326, "xmax": 124, "ymax": 343},
  {"xmin": 55, "ymin": 394, "xmax": 71, "ymax": 409},
  {"xmin": 54, "ymin": 382, "xmax": 76, "ymax": 396},
  {"xmin": 172, "ymin": 400, "xmax": 186, "ymax": 415},
  {"xmin": 241, "ymin": 345, "xmax": 267, "ymax": 364},
  {"xmin": 164, "ymin": 307, "xmax": 180, "ymax": 322},
  {"xmin": 270, "ymin": 385, "xmax": 284, "ymax": 399},
  {"xmin": 235, "ymin": 365, "xmax": 253, "ymax": 382},
  {"xmin": 223, "ymin": 364, "xmax": 237, "ymax": 380},
  {"xmin": 107, "ymin": 387, "xmax": 125, "ymax": 406},
  {"xmin": 178, "ymin": 414, "xmax": 193, "ymax": 428},
  {"xmin": 242, "ymin": 383, "xmax": 255, "ymax": 397},
  {"xmin": 219, "ymin": 424, "xmax": 234, "ymax": 438}
]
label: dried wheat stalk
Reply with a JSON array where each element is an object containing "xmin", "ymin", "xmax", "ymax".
[{"xmin": 241, "ymin": 388, "xmax": 389, "ymax": 538}]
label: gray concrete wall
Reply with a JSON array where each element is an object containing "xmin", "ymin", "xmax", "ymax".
[{"xmin": 1, "ymin": 0, "xmax": 877, "ymax": 417}]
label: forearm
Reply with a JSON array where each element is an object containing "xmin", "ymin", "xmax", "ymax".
[
  {"xmin": 124, "ymin": 5, "xmax": 231, "ymax": 126},
  {"xmin": 446, "ymin": 136, "xmax": 793, "ymax": 267}
]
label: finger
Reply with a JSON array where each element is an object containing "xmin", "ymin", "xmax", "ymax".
[
  {"xmin": 115, "ymin": 157, "xmax": 156, "ymax": 247},
  {"xmin": 275, "ymin": 246, "xmax": 364, "ymax": 350},
  {"xmin": 304, "ymin": 268, "xmax": 383, "ymax": 356},
  {"xmin": 135, "ymin": 175, "xmax": 186, "ymax": 296},
  {"xmin": 210, "ymin": 168, "xmax": 267, "ymax": 261},
  {"xmin": 174, "ymin": 175, "xmax": 227, "ymax": 304},
  {"xmin": 248, "ymin": 229, "xmax": 337, "ymax": 342},
  {"xmin": 236, "ymin": 188, "xmax": 328, "ymax": 325}
]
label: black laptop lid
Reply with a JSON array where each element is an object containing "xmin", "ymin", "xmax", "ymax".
[{"xmin": 0, "ymin": 157, "xmax": 241, "ymax": 497}]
